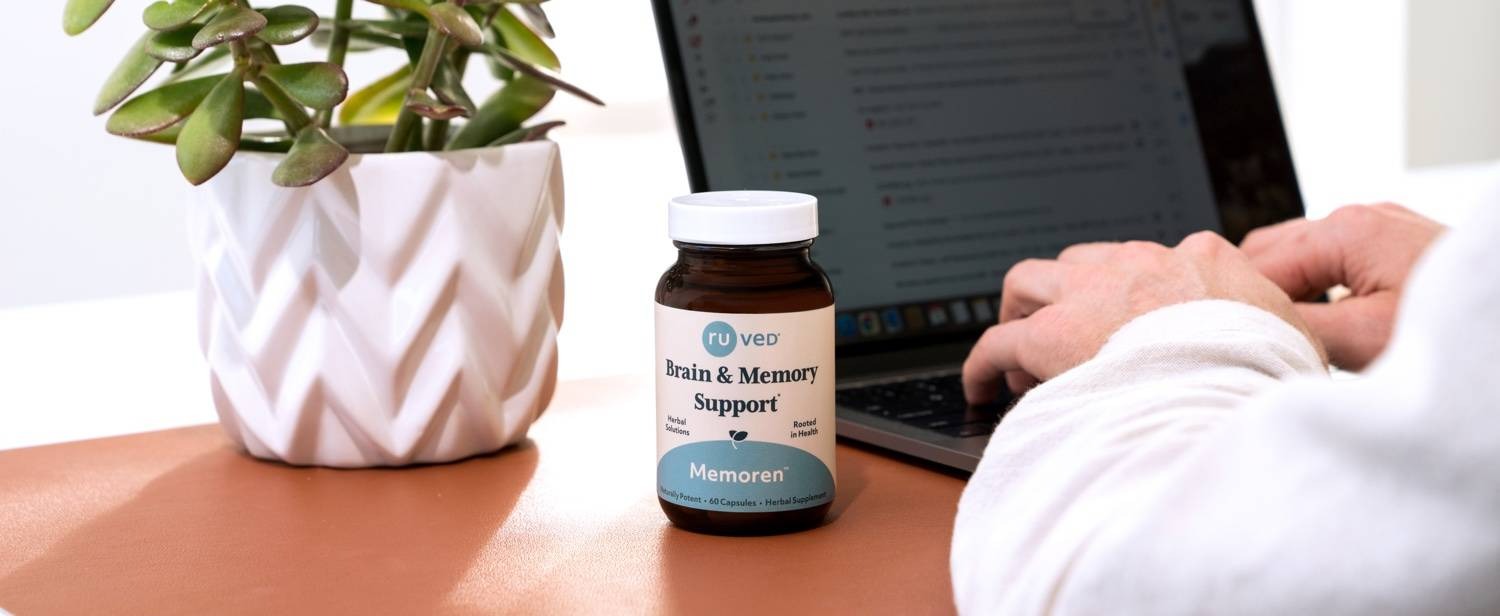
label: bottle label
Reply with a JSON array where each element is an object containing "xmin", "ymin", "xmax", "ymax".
[{"xmin": 655, "ymin": 304, "xmax": 836, "ymax": 513}]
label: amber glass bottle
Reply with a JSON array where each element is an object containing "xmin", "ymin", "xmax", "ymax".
[{"xmin": 654, "ymin": 191, "xmax": 836, "ymax": 535}]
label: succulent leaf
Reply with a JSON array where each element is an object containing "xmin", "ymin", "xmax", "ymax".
[
  {"xmin": 257, "ymin": 5, "xmax": 318, "ymax": 45},
  {"xmin": 339, "ymin": 66, "xmax": 411, "ymax": 125},
  {"xmin": 95, "ymin": 34, "xmax": 167, "ymax": 115},
  {"xmin": 428, "ymin": 3, "xmax": 484, "ymax": 49},
  {"xmin": 64, "ymin": 0, "xmax": 117, "ymax": 36},
  {"xmin": 334, "ymin": 18, "xmax": 429, "ymax": 38},
  {"xmin": 432, "ymin": 59, "xmax": 476, "ymax": 114},
  {"xmin": 484, "ymin": 53, "xmax": 514, "ymax": 81},
  {"xmin": 260, "ymin": 62, "xmax": 349, "ymax": 109},
  {"xmin": 244, "ymin": 88, "xmax": 279, "ymax": 120},
  {"xmin": 485, "ymin": 44, "xmax": 603, "ymax": 106},
  {"xmin": 163, "ymin": 46, "xmax": 230, "ymax": 83},
  {"xmin": 312, "ymin": 27, "xmax": 400, "ymax": 52},
  {"xmin": 492, "ymin": 7, "xmax": 557, "ymax": 69},
  {"xmin": 273, "ymin": 126, "xmax": 349, "ymax": 187},
  {"xmin": 486, "ymin": 120, "xmax": 564, "ymax": 147},
  {"xmin": 247, "ymin": 37, "xmax": 283, "ymax": 64},
  {"xmin": 517, "ymin": 4, "xmax": 554, "ymax": 38},
  {"xmin": 106, "ymin": 74, "xmax": 220, "ymax": 136},
  {"xmin": 191, "ymin": 5, "xmax": 267, "ymax": 50},
  {"xmin": 143, "ymin": 0, "xmax": 213, "ymax": 31},
  {"xmin": 446, "ymin": 75, "xmax": 552, "ymax": 150},
  {"xmin": 130, "ymin": 122, "xmax": 183, "ymax": 144},
  {"xmin": 138, "ymin": 125, "xmax": 290, "ymax": 154},
  {"xmin": 176, "ymin": 70, "xmax": 245, "ymax": 185},
  {"xmin": 362, "ymin": 0, "xmax": 431, "ymax": 17},
  {"xmin": 145, "ymin": 25, "xmax": 205, "ymax": 62},
  {"xmin": 398, "ymin": 13, "xmax": 428, "ymax": 64},
  {"xmin": 406, "ymin": 90, "xmax": 469, "ymax": 120}
]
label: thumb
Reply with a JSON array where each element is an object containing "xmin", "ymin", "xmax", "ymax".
[{"xmin": 1295, "ymin": 293, "xmax": 1398, "ymax": 371}]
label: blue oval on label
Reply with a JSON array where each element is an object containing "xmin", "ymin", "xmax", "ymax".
[
  {"xmin": 658, "ymin": 440, "xmax": 834, "ymax": 513},
  {"xmin": 701, "ymin": 320, "xmax": 737, "ymax": 357}
]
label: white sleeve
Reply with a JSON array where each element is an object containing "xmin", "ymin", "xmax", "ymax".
[{"xmin": 951, "ymin": 206, "xmax": 1500, "ymax": 614}]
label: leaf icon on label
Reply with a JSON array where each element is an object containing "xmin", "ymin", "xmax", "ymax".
[{"xmin": 729, "ymin": 430, "xmax": 749, "ymax": 449}]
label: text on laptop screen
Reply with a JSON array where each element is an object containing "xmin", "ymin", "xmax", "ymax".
[{"xmin": 663, "ymin": 0, "xmax": 1271, "ymax": 342}]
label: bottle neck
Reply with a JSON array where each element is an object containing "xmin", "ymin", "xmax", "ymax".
[{"xmin": 673, "ymin": 240, "xmax": 815, "ymax": 275}]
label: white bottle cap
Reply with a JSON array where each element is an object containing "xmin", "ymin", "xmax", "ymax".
[{"xmin": 668, "ymin": 191, "xmax": 819, "ymax": 246}]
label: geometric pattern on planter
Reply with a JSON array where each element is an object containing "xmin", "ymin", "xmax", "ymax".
[{"xmin": 188, "ymin": 142, "xmax": 565, "ymax": 467}]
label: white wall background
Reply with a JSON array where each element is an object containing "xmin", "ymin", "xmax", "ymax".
[
  {"xmin": 1, "ymin": 0, "xmax": 1498, "ymax": 388},
  {"xmin": 1406, "ymin": 0, "xmax": 1500, "ymax": 168},
  {"xmin": 1255, "ymin": 0, "xmax": 1499, "ymax": 223}
]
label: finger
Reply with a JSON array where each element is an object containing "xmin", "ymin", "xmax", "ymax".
[
  {"xmin": 1175, "ymin": 230, "xmax": 1234, "ymax": 255},
  {"xmin": 1000, "ymin": 259, "xmax": 1068, "ymax": 323},
  {"xmin": 963, "ymin": 321, "xmax": 1028, "ymax": 404},
  {"xmin": 1057, "ymin": 242, "xmax": 1119, "ymax": 264},
  {"xmin": 1240, "ymin": 217, "xmax": 1310, "ymax": 258},
  {"xmin": 1295, "ymin": 294, "xmax": 1397, "ymax": 371},
  {"xmin": 1243, "ymin": 218, "xmax": 1349, "ymax": 300},
  {"xmin": 1370, "ymin": 201, "xmax": 1418, "ymax": 220},
  {"xmin": 1005, "ymin": 371, "xmax": 1039, "ymax": 396}
]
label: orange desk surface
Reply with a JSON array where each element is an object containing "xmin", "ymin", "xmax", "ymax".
[{"xmin": 0, "ymin": 375, "xmax": 966, "ymax": 614}]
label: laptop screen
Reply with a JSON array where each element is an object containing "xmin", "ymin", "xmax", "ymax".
[{"xmin": 653, "ymin": 0, "xmax": 1301, "ymax": 349}]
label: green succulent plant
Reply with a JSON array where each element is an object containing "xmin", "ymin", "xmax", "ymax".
[{"xmin": 65, "ymin": 0, "xmax": 603, "ymax": 186}]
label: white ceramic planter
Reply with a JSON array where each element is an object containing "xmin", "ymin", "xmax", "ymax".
[{"xmin": 189, "ymin": 142, "xmax": 564, "ymax": 467}]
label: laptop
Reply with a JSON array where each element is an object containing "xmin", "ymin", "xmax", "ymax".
[{"xmin": 650, "ymin": 0, "xmax": 1304, "ymax": 472}]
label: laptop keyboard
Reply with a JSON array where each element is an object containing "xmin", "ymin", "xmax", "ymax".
[{"xmin": 836, "ymin": 372, "xmax": 1010, "ymax": 438}]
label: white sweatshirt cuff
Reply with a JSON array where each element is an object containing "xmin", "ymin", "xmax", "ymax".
[{"xmin": 1099, "ymin": 299, "xmax": 1326, "ymax": 378}]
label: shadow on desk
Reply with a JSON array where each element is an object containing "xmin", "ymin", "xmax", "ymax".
[
  {"xmin": 0, "ymin": 440, "xmax": 538, "ymax": 615},
  {"xmin": 0, "ymin": 376, "xmax": 965, "ymax": 614}
]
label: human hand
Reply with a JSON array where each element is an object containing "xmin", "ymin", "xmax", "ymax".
[
  {"xmin": 962, "ymin": 232, "xmax": 1319, "ymax": 403},
  {"xmin": 1241, "ymin": 203, "xmax": 1445, "ymax": 371}
]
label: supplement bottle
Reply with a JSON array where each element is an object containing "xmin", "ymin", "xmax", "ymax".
[{"xmin": 654, "ymin": 191, "xmax": 836, "ymax": 535}]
